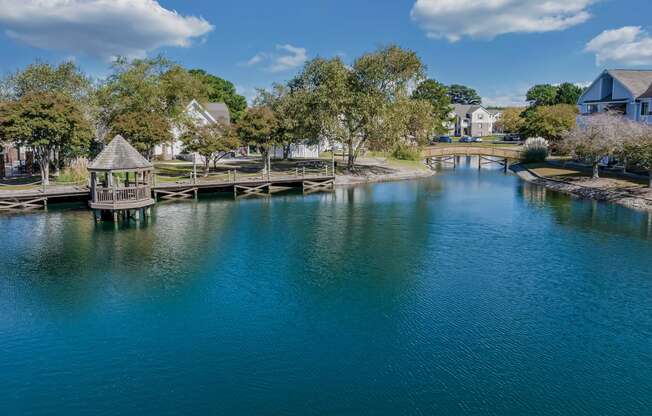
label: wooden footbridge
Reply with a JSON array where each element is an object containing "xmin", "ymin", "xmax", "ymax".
[{"xmin": 422, "ymin": 145, "xmax": 523, "ymax": 171}]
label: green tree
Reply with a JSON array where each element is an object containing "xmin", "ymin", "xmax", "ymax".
[
  {"xmin": 496, "ymin": 107, "xmax": 526, "ymax": 133},
  {"xmin": 189, "ymin": 69, "xmax": 247, "ymax": 122},
  {"xmin": 110, "ymin": 112, "xmax": 172, "ymax": 159},
  {"xmin": 447, "ymin": 84, "xmax": 481, "ymax": 105},
  {"xmin": 555, "ymin": 82, "xmax": 584, "ymax": 105},
  {"xmin": 3, "ymin": 61, "xmax": 91, "ymax": 100},
  {"xmin": 255, "ymin": 84, "xmax": 316, "ymax": 159},
  {"xmin": 181, "ymin": 121, "xmax": 241, "ymax": 176},
  {"xmin": 96, "ymin": 56, "xmax": 204, "ymax": 157},
  {"xmin": 526, "ymin": 84, "xmax": 559, "ymax": 107},
  {"xmin": 236, "ymin": 106, "xmax": 277, "ymax": 173},
  {"xmin": 521, "ymin": 104, "xmax": 577, "ymax": 149},
  {"xmin": 411, "ymin": 79, "xmax": 452, "ymax": 134},
  {"xmin": 0, "ymin": 92, "xmax": 92, "ymax": 184},
  {"xmin": 1, "ymin": 61, "xmax": 94, "ymax": 173},
  {"xmin": 292, "ymin": 45, "xmax": 426, "ymax": 169}
]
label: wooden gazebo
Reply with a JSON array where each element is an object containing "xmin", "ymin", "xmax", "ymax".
[{"xmin": 88, "ymin": 135, "xmax": 155, "ymax": 222}]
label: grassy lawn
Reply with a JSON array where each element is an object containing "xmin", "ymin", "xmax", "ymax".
[{"xmin": 524, "ymin": 162, "xmax": 649, "ymax": 188}]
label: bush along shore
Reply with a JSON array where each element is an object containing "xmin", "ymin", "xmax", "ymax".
[{"xmin": 510, "ymin": 163, "xmax": 652, "ymax": 212}]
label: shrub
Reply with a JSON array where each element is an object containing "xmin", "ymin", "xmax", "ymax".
[
  {"xmin": 57, "ymin": 158, "xmax": 89, "ymax": 183},
  {"xmin": 391, "ymin": 144, "xmax": 422, "ymax": 161},
  {"xmin": 522, "ymin": 137, "xmax": 549, "ymax": 163}
]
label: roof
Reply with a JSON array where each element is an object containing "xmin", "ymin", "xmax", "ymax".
[
  {"xmin": 607, "ymin": 69, "xmax": 652, "ymax": 99},
  {"xmin": 452, "ymin": 104, "xmax": 486, "ymax": 118},
  {"xmin": 88, "ymin": 135, "xmax": 153, "ymax": 171},
  {"xmin": 204, "ymin": 102, "xmax": 230, "ymax": 124},
  {"xmin": 641, "ymin": 84, "xmax": 652, "ymax": 99}
]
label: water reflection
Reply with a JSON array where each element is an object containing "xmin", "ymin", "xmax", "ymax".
[{"xmin": 520, "ymin": 181, "xmax": 652, "ymax": 240}]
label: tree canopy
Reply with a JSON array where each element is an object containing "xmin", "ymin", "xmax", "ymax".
[
  {"xmin": 1, "ymin": 61, "xmax": 91, "ymax": 101},
  {"xmin": 521, "ymin": 104, "xmax": 577, "ymax": 147},
  {"xmin": 496, "ymin": 107, "xmax": 526, "ymax": 133},
  {"xmin": 287, "ymin": 45, "xmax": 428, "ymax": 169},
  {"xmin": 181, "ymin": 121, "xmax": 240, "ymax": 176},
  {"xmin": 96, "ymin": 56, "xmax": 205, "ymax": 156},
  {"xmin": 0, "ymin": 92, "xmax": 92, "ymax": 184},
  {"xmin": 526, "ymin": 83, "xmax": 584, "ymax": 107},
  {"xmin": 411, "ymin": 79, "xmax": 452, "ymax": 133},
  {"xmin": 236, "ymin": 106, "xmax": 277, "ymax": 173},
  {"xmin": 447, "ymin": 84, "xmax": 481, "ymax": 105}
]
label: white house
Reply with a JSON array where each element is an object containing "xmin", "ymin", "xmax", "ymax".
[
  {"xmin": 154, "ymin": 99, "xmax": 232, "ymax": 160},
  {"xmin": 449, "ymin": 104, "xmax": 495, "ymax": 137},
  {"xmin": 271, "ymin": 143, "xmax": 320, "ymax": 159},
  {"xmin": 577, "ymin": 69, "xmax": 652, "ymax": 124}
]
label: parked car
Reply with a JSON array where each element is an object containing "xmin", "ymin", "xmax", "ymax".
[
  {"xmin": 471, "ymin": 137, "xmax": 483, "ymax": 143},
  {"xmin": 459, "ymin": 136, "xmax": 474, "ymax": 143},
  {"xmin": 437, "ymin": 136, "xmax": 452, "ymax": 143},
  {"xmin": 504, "ymin": 133, "xmax": 522, "ymax": 142}
]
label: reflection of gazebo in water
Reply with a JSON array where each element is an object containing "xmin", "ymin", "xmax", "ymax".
[{"xmin": 88, "ymin": 135, "xmax": 155, "ymax": 222}]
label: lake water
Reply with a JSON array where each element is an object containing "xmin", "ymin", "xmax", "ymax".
[{"xmin": 1, "ymin": 159, "xmax": 651, "ymax": 415}]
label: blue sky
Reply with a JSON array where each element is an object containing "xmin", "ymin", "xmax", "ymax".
[{"xmin": 0, "ymin": 0, "xmax": 651, "ymax": 106}]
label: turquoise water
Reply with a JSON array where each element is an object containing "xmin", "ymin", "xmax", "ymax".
[{"xmin": 1, "ymin": 160, "xmax": 651, "ymax": 415}]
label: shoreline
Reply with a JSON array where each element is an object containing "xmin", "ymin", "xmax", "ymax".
[
  {"xmin": 333, "ymin": 157, "xmax": 435, "ymax": 186},
  {"xmin": 510, "ymin": 164, "xmax": 652, "ymax": 212}
]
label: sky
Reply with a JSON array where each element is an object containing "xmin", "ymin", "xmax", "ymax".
[{"xmin": 0, "ymin": 0, "xmax": 651, "ymax": 106}]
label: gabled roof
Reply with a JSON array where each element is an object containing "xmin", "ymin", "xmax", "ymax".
[
  {"xmin": 185, "ymin": 100, "xmax": 231, "ymax": 125},
  {"xmin": 89, "ymin": 135, "xmax": 153, "ymax": 171},
  {"xmin": 641, "ymin": 84, "xmax": 652, "ymax": 99},
  {"xmin": 204, "ymin": 102, "xmax": 230, "ymax": 124},
  {"xmin": 452, "ymin": 104, "xmax": 486, "ymax": 118},
  {"xmin": 606, "ymin": 69, "xmax": 652, "ymax": 99}
]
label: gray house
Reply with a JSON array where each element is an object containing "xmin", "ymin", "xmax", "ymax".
[
  {"xmin": 577, "ymin": 69, "xmax": 652, "ymax": 124},
  {"xmin": 449, "ymin": 104, "xmax": 494, "ymax": 137}
]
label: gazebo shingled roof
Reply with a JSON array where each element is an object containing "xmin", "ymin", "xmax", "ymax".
[{"xmin": 89, "ymin": 135, "xmax": 153, "ymax": 171}]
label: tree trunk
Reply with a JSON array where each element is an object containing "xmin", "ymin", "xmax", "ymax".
[
  {"xmin": 261, "ymin": 149, "xmax": 269, "ymax": 174},
  {"xmin": 592, "ymin": 161, "xmax": 600, "ymax": 179},
  {"xmin": 283, "ymin": 144, "xmax": 291, "ymax": 160},
  {"xmin": 347, "ymin": 141, "xmax": 355, "ymax": 170},
  {"xmin": 204, "ymin": 158, "xmax": 210, "ymax": 177},
  {"xmin": 39, "ymin": 157, "xmax": 50, "ymax": 185}
]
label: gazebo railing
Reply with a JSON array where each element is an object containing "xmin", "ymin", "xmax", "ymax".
[{"xmin": 95, "ymin": 186, "xmax": 151, "ymax": 203}]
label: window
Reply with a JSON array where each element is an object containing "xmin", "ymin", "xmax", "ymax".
[
  {"xmin": 643, "ymin": 101, "xmax": 651, "ymax": 116},
  {"xmin": 587, "ymin": 104, "xmax": 599, "ymax": 114},
  {"xmin": 478, "ymin": 114, "xmax": 484, "ymax": 120}
]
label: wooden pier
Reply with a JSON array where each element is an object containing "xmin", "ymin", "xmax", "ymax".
[{"xmin": 0, "ymin": 173, "xmax": 336, "ymax": 212}]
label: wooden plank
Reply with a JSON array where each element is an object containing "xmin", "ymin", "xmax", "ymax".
[
  {"xmin": 0, "ymin": 197, "xmax": 47, "ymax": 211},
  {"xmin": 235, "ymin": 183, "xmax": 271, "ymax": 198},
  {"xmin": 303, "ymin": 179, "xmax": 334, "ymax": 195}
]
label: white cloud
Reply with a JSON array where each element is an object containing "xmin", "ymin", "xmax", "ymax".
[
  {"xmin": 244, "ymin": 44, "xmax": 307, "ymax": 73},
  {"xmin": 585, "ymin": 26, "xmax": 652, "ymax": 66},
  {"xmin": 0, "ymin": 0, "xmax": 214, "ymax": 60},
  {"xmin": 411, "ymin": 0, "xmax": 595, "ymax": 42}
]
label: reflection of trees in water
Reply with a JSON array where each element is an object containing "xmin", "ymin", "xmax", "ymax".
[
  {"xmin": 8, "ymin": 199, "xmax": 235, "ymax": 311},
  {"xmin": 288, "ymin": 183, "xmax": 437, "ymax": 295},
  {"xmin": 520, "ymin": 182, "xmax": 652, "ymax": 240}
]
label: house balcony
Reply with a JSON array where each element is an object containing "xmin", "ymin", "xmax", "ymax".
[{"xmin": 89, "ymin": 185, "xmax": 155, "ymax": 210}]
